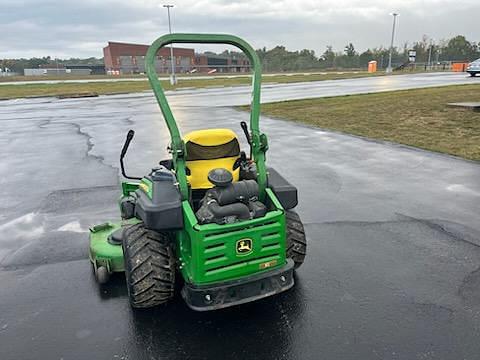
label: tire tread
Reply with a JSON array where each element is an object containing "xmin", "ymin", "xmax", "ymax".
[
  {"xmin": 286, "ymin": 210, "xmax": 307, "ymax": 268},
  {"xmin": 123, "ymin": 223, "xmax": 175, "ymax": 308}
]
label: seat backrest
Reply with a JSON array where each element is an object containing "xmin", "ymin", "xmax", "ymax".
[{"xmin": 184, "ymin": 129, "xmax": 240, "ymax": 189}]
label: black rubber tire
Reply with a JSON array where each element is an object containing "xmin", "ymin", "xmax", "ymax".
[
  {"xmin": 286, "ymin": 210, "xmax": 307, "ymax": 268},
  {"xmin": 122, "ymin": 223, "xmax": 175, "ymax": 308},
  {"xmin": 96, "ymin": 266, "xmax": 110, "ymax": 284}
]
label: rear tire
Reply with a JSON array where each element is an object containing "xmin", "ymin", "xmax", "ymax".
[
  {"xmin": 123, "ymin": 223, "xmax": 175, "ymax": 308},
  {"xmin": 286, "ymin": 210, "xmax": 307, "ymax": 268}
]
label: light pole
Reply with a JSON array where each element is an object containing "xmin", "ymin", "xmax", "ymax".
[
  {"xmin": 386, "ymin": 12, "xmax": 399, "ymax": 74},
  {"xmin": 427, "ymin": 40, "xmax": 433, "ymax": 70},
  {"xmin": 163, "ymin": 4, "xmax": 176, "ymax": 85}
]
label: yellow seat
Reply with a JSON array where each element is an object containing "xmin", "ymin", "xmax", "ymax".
[{"xmin": 184, "ymin": 128, "xmax": 240, "ymax": 189}]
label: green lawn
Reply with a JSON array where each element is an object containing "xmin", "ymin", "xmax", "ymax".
[{"xmin": 250, "ymin": 84, "xmax": 480, "ymax": 161}]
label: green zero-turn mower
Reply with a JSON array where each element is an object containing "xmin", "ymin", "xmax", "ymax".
[{"xmin": 89, "ymin": 33, "xmax": 307, "ymax": 311}]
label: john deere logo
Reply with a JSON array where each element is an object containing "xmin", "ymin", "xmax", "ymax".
[{"xmin": 236, "ymin": 238, "xmax": 253, "ymax": 255}]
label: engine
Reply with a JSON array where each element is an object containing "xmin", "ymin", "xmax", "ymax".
[{"xmin": 196, "ymin": 168, "xmax": 267, "ymax": 225}]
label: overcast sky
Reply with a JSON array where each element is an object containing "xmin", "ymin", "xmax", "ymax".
[{"xmin": 1, "ymin": 0, "xmax": 478, "ymax": 58}]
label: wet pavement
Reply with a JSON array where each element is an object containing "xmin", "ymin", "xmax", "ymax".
[
  {"xmin": 1, "ymin": 81, "xmax": 480, "ymax": 360},
  {"xmin": 0, "ymin": 70, "xmax": 471, "ymax": 87},
  {"xmin": 164, "ymin": 72, "xmax": 478, "ymax": 106}
]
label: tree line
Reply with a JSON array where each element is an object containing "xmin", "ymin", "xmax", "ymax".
[
  {"xmin": 0, "ymin": 56, "xmax": 102, "ymax": 74},
  {"xmin": 257, "ymin": 35, "xmax": 479, "ymax": 71},
  {"xmin": 1, "ymin": 34, "xmax": 479, "ymax": 74}
]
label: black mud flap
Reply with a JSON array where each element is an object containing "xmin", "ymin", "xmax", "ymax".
[{"xmin": 181, "ymin": 259, "xmax": 295, "ymax": 311}]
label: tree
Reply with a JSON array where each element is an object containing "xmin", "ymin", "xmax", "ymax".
[
  {"xmin": 442, "ymin": 35, "xmax": 476, "ymax": 61},
  {"xmin": 341, "ymin": 43, "xmax": 359, "ymax": 67},
  {"xmin": 344, "ymin": 43, "xmax": 356, "ymax": 57},
  {"xmin": 359, "ymin": 50, "xmax": 374, "ymax": 67},
  {"xmin": 256, "ymin": 46, "xmax": 322, "ymax": 72},
  {"xmin": 321, "ymin": 46, "xmax": 336, "ymax": 68}
]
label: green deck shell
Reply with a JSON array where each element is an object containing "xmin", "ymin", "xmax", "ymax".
[{"xmin": 88, "ymin": 219, "xmax": 140, "ymax": 273}]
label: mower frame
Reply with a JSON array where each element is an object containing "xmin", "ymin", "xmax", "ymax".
[
  {"xmin": 89, "ymin": 34, "xmax": 303, "ymax": 310},
  {"xmin": 145, "ymin": 33, "xmax": 268, "ymax": 202}
]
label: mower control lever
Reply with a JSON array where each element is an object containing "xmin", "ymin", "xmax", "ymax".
[
  {"xmin": 120, "ymin": 130, "xmax": 142, "ymax": 180},
  {"xmin": 240, "ymin": 121, "xmax": 252, "ymax": 159},
  {"xmin": 121, "ymin": 130, "xmax": 135, "ymax": 158}
]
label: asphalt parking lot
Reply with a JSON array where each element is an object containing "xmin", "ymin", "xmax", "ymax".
[{"xmin": 1, "ymin": 76, "xmax": 480, "ymax": 359}]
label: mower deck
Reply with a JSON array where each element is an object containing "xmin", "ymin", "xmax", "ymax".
[{"xmin": 89, "ymin": 219, "xmax": 140, "ymax": 283}]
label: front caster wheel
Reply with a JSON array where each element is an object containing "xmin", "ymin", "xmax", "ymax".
[{"xmin": 95, "ymin": 265, "xmax": 110, "ymax": 284}]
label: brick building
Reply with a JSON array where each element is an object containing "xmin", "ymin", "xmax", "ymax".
[
  {"xmin": 103, "ymin": 42, "xmax": 195, "ymax": 75},
  {"xmin": 103, "ymin": 41, "xmax": 250, "ymax": 75}
]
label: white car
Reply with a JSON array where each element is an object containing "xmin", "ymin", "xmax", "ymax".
[{"xmin": 467, "ymin": 59, "xmax": 480, "ymax": 77}]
